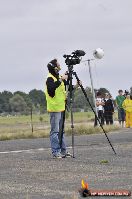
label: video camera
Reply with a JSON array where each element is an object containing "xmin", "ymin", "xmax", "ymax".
[
  {"xmin": 63, "ymin": 50, "xmax": 86, "ymax": 66},
  {"xmin": 124, "ymin": 90, "xmax": 129, "ymax": 95}
]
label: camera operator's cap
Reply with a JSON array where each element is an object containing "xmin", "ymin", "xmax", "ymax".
[
  {"xmin": 47, "ymin": 62, "xmax": 55, "ymax": 68},
  {"xmin": 47, "ymin": 62, "xmax": 56, "ymax": 73},
  {"xmin": 47, "ymin": 58, "xmax": 57, "ymax": 70}
]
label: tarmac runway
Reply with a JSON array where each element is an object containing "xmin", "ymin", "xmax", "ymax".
[{"xmin": 0, "ymin": 128, "xmax": 132, "ymax": 199}]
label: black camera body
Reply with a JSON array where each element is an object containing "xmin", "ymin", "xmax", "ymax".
[
  {"xmin": 63, "ymin": 50, "xmax": 85, "ymax": 66},
  {"xmin": 124, "ymin": 90, "xmax": 129, "ymax": 95}
]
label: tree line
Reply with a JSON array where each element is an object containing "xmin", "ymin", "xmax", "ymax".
[
  {"xmin": 0, "ymin": 87, "xmax": 131, "ymax": 115},
  {"xmin": 0, "ymin": 89, "xmax": 46, "ymax": 115}
]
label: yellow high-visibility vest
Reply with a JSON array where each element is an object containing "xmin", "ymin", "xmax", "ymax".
[{"xmin": 45, "ymin": 73, "xmax": 66, "ymax": 112}]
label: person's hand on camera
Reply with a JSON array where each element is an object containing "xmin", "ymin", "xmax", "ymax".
[{"xmin": 60, "ymin": 74, "xmax": 68, "ymax": 81}]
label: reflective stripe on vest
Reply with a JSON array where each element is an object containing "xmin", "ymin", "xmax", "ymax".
[{"xmin": 45, "ymin": 73, "xmax": 66, "ymax": 112}]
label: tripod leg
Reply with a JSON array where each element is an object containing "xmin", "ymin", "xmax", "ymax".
[
  {"xmin": 68, "ymin": 67, "xmax": 75, "ymax": 158},
  {"xmin": 70, "ymin": 102, "xmax": 75, "ymax": 158},
  {"xmin": 59, "ymin": 111, "xmax": 65, "ymax": 148}
]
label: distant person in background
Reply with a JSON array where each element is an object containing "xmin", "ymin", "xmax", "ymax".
[
  {"xmin": 122, "ymin": 93, "xmax": 132, "ymax": 128},
  {"xmin": 124, "ymin": 90, "xmax": 129, "ymax": 98},
  {"xmin": 116, "ymin": 89, "xmax": 125, "ymax": 127},
  {"xmin": 94, "ymin": 91, "xmax": 105, "ymax": 126},
  {"xmin": 103, "ymin": 93, "xmax": 114, "ymax": 125}
]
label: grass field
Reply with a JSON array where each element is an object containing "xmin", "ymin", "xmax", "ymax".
[{"xmin": 0, "ymin": 112, "xmax": 120, "ymax": 141}]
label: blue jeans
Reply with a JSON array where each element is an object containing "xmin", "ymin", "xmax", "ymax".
[
  {"xmin": 118, "ymin": 108, "xmax": 125, "ymax": 122},
  {"xmin": 50, "ymin": 112, "xmax": 66, "ymax": 155}
]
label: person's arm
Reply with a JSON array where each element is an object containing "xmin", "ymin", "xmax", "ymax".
[
  {"xmin": 122, "ymin": 100, "xmax": 126, "ymax": 111},
  {"xmin": 111, "ymin": 99, "xmax": 114, "ymax": 112},
  {"xmin": 115, "ymin": 96, "xmax": 119, "ymax": 108},
  {"xmin": 46, "ymin": 77, "xmax": 61, "ymax": 97},
  {"xmin": 96, "ymin": 99, "xmax": 100, "ymax": 107},
  {"xmin": 101, "ymin": 98, "xmax": 105, "ymax": 106},
  {"xmin": 46, "ymin": 74, "xmax": 68, "ymax": 97}
]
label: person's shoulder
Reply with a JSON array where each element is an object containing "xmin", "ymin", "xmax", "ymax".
[
  {"xmin": 46, "ymin": 77, "xmax": 54, "ymax": 84},
  {"xmin": 47, "ymin": 76, "xmax": 54, "ymax": 81}
]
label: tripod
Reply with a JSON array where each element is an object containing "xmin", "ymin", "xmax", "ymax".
[{"xmin": 67, "ymin": 65, "xmax": 116, "ymax": 158}]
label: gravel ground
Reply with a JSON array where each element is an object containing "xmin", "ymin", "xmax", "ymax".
[{"xmin": 0, "ymin": 128, "xmax": 132, "ymax": 199}]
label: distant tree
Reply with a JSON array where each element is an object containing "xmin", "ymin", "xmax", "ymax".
[
  {"xmin": 14, "ymin": 91, "xmax": 32, "ymax": 110},
  {"xmin": 9, "ymin": 94, "xmax": 28, "ymax": 114},
  {"xmin": 85, "ymin": 87, "xmax": 94, "ymax": 107},
  {"xmin": 0, "ymin": 87, "xmax": 111, "ymax": 114},
  {"xmin": 97, "ymin": 88, "xmax": 110, "ymax": 98},
  {"xmin": 73, "ymin": 87, "xmax": 94, "ymax": 111},
  {"xmin": 29, "ymin": 89, "xmax": 46, "ymax": 113},
  {"xmin": 0, "ymin": 91, "xmax": 13, "ymax": 113},
  {"xmin": 0, "ymin": 93, "xmax": 3, "ymax": 113},
  {"xmin": 130, "ymin": 87, "xmax": 132, "ymax": 95}
]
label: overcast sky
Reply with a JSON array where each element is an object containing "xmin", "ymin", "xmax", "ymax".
[{"xmin": 0, "ymin": 0, "xmax": 132, "ymax": 98}]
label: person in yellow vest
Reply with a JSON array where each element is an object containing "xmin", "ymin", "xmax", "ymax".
[
  {"xmin": 122, "ymin": 93, "xmax": 132, "ymax": 128},
  {"xmin": 45, "ymin": 58, "xmax": 72, "ymax": 158}
]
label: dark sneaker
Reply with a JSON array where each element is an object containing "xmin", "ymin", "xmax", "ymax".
[
  {"xmin": 61, "ymin": 151, "xmax": 72, "ymax": 157},
  {"xmin": 66, "ymin": 152, "xmax": 72, "ymax": 157}
]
